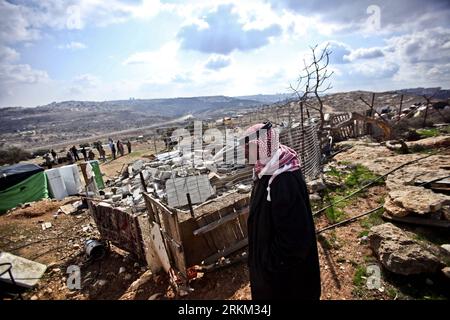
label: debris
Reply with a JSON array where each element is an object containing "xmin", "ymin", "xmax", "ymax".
[
  {"xmin": 85, "ymin": 239, "xmax": 107, "ymax": 261},
  {"xmin": 41, "ymin": 222, "xmax": 52, "ymax": 230},
  {"xmin": 112, "ymin": 195, "xmax": 122, "ymax": 202},
  {"xmin": 236, "ymin": 184, "xmax": 252, "ymax": 193},
  {"xmin": 0, "ymin": 252, "xmax": 47, "ymax": 288},
  {"xmin": 368, "ymin": 223, "xmax": 445, "ymax": 275},
  {"xmin": 384, "ymin": 186, "xmax": 449, "ymax": 217},
  {"xmin": 309, "ymin": 193, "xmax": 322, "ymax": 202},
  {"xmin": 307, "ymin": 178, "xmax": 326, "ymax": 193},
  {"xmin": 93, "ymin": 279, "xmax": 107, "ymax": 287},
  {"xmin": 123, "ymin": 273, "xmax": 132, "ymax": 280},
  {"xmin": 148, "ymin": 293, "xmax": 162, "ymax": 300},
  {"xmin": 166, "ymin": 175, "xmax": 215, "ymax": 208},
  {"xmin": 59, "ymin": 203, "xmax": 76, "ymax": 215}
]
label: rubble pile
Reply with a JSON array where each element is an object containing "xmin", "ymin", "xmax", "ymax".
[{"xmin": 98, "ymin": 149, "xmax": 253, "ymax": 212}]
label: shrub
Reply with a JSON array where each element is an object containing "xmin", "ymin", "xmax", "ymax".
[{"xmin": 0, "ymin": 146, "xmax": 32, "ymax": 165}]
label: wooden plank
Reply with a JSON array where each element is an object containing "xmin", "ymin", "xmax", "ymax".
[
  {"xmin": 193, "ymin": 207, "xmax": 249, "ymax": 235},
  {"xmin": 203, "ymin": 238, "xmax": 249, "ymax": 265},
  {"xmin": 179, "ymin": 219, "xmax": 217, "ymax": 266},
  {"xmin": 216, "ymin": 207, "xmax": 241, "ymax": 248}
]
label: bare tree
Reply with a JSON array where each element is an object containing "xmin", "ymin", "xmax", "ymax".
[{"xmin": 289, "ymin": 44, "xmax": 334, "ymax": 131}]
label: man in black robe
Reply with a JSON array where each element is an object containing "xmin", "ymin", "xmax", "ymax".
[{"xmin": 244, "ymin": 122, "xmax": 321, "ymax": 300}]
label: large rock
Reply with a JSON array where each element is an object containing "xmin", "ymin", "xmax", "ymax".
[
  {"xmin": 368, "ymin": 223, "xmax": 445, "ymax": 275},
  {"xmin": 383, "ymin": 185, "xmax": 450, "ymax": 217},
  {"xmin": 307, "ymin": 178, "xmax": 326, "ymax": 193}
]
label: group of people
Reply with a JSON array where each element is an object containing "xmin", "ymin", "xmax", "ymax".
[
  {"xmin": 108, "ymin": 139, "xmax": 131, "ymax": 160},
  {"xmin": 65, "ymin": 145, "xmax": 96, "ymax": 164},
  {"xmin": 43, "ymin": 149, "xmax": 58, "ymax": 169}
]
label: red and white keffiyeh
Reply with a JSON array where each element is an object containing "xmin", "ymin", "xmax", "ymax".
[{"xmin": 244, "ymin": 123, "xmax": 301, "ymax": 201}]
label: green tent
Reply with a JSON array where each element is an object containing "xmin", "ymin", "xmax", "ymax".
[
  {"xmin": 0, "ymin": 163, "xmax": 49, "ymax": 213},
  {"xmin": 89, "ymin": 160, "xmax": 105, "ymax": 190}
]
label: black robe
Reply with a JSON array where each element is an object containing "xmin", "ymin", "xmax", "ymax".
[{"xmin": 248, "ymin": 169, "xmax": 321, "ymax": 300}]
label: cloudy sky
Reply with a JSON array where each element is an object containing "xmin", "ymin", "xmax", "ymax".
[{"xmin": 0, "ymin": 0, "xmax": 449, "ymax": 107}]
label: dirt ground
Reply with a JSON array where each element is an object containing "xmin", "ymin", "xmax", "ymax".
[{"xmin": 2, "ymin": 136, "xmax": 449, "ymax": 300}]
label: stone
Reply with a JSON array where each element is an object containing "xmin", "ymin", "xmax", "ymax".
[
  {"xmin": 440, "ymin": 244, "xmax": 450, "ymax": 254},
  {"xmin": 237, "ymin": 184, "xmax": 252, "ymax": 193},
  {"xmin": 384, "ymin": 186, "xmax": 450, "ymax": 216},
  {"xmin": 112, "ymin": 195, "xmax": 122, "ymax": 202},
  {"xmin": 442, "ymin": 206, "xmax": 450, "ymax": 221},
  {"xmin": 124, "ymin": 273, "xmax": 132, "ymax": 281},
  {"xmin": 94, "ymin": 279, "xmax": 107, "ymax": 287},
  {"xmin": 0, "ymin": 252, "xmax": 47, "ymax": 288},
  {"xmin": 118, "ymin": 267, "xmax": 126, "ymax": 274},
  {"xmin": 307, "ymin": 179, "xmax": 326, "ymax": 193},
  {"xmin": 384, "ymin": 196, "xmax": 409, "ymax": 217},
  {"xmin": 30, "ymin": 295, "xmax": 38, "ymax": 300},
  {"xmin": 104, "ymin": 192, "xmax": 113, "ymax": 199},
  {"xmin": 442, "ymin": 267, "xmax": 450, "ymax": 279},
  {"xmin": 309, "ymin": 193, "xmax": 322, "ymax": 202},
  {"xmin": 368, "ymin": 223, "xmax": 445, "ymax": 275}
]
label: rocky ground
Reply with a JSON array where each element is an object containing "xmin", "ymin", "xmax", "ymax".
[{"xmin": 1, "ymin": 135, "xmax": 449, "ymax": 300}]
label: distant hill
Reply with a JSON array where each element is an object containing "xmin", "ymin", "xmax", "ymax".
[
  {"xmin": 235, "ymin": 93, "xmax": 295, "ymax": 104},
  {"xmin": 0, "ymin": 95, "xmax": 265, "ymax": 148},
  {"xmin": 396, "ymin": 87, "xmax": 450, "ymax": 100},
  {"xmin": 1, "ymin": 88, "xmax": 447, "ymax": 149}
]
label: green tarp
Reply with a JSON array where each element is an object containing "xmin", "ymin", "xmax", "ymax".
[
  {"xmin": 0, "ymin": 171, "xmax": 49, "ymax": 213},
  {"xmin": 89, "ymin": 160, "xmax": 104, "ymax": 190}
]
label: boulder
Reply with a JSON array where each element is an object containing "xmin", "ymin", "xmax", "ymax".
[
  {"xmin": 384, "ymin": 186, "xmax": 450, "ymax": 217},
  {"xmin": 307, "ymin": 178, "xmax": 326, "ymax": 193},
  {"xmin": 309, "ymin": 193, "xmax": 322, "ymax": 202},
  {"xmin": 368, "ymin": 223, "xmax": 445, "ymax": 275}
]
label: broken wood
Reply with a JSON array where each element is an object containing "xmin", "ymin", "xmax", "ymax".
[
  {"xmin": 193, "ymin": 207, "xmax": 249, "ymax": 236},
  {"xmin": 203, "ymin": 238, "xmax": 248, "ymax": 265}
]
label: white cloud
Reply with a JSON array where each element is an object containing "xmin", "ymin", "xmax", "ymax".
[
  {"xmin": 386, "ymin": 28, "xmax": 450, "ymax": 64},
  {"xmin": 350, "ymin": 61, "xmax": 399, "ymax": 79},
  {"xmin": 205, "ymin": 55, "xmax": 231, "ymax": 70},
  {"xmin": 0, "ymin": 45, "xmax": 20, "ymax": 62},
  {"xmin": 68, "ymin": 73, "xmax": 100, "ymax": 95},
  {"xmin": 344, "ymin": 47, "xmax": 384, "ymax": 62},
  {"xmin": 57, "ymin": 41, "xmax": 87, "ymax": 50}
]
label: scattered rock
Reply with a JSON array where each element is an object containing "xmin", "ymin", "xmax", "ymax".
[
  {"xmin": 119, "ymin": 267, "xmax": 126, "ymax": 274},
  {"xmin": 307, "ymin": 179, "xmax": 326, "ymax": 193},
  {"xmin": 368, "ymin": 223, "xmax": 445, "ymax": 275},
  {"xmin": 309, "ymin": 193, "xmax": 322, "ymax": 202},
  {"xmin": 148, "ymin": 293, "xmax": 162, "ymax": 300},
  {"xmin": 359, "ymin": 235, "xmax": 368, "ymax": 244},
  {"xmin": 441, "ymin": 244, "xmax": 450, "ymax": 254},
  {"xmin": 123, "ymin": 273, "xmax": 132, "ymax": 281},
  {"xmin": 94, "ymin": 279, "xmax": 107, "ymax": 287},
  {"xmin": 384, "ymin": 186, "xmax": 450, "ymax": 217},
  {"xmin": 30, "ymin": 295, "xmax": 38, "ymax": 300}
]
